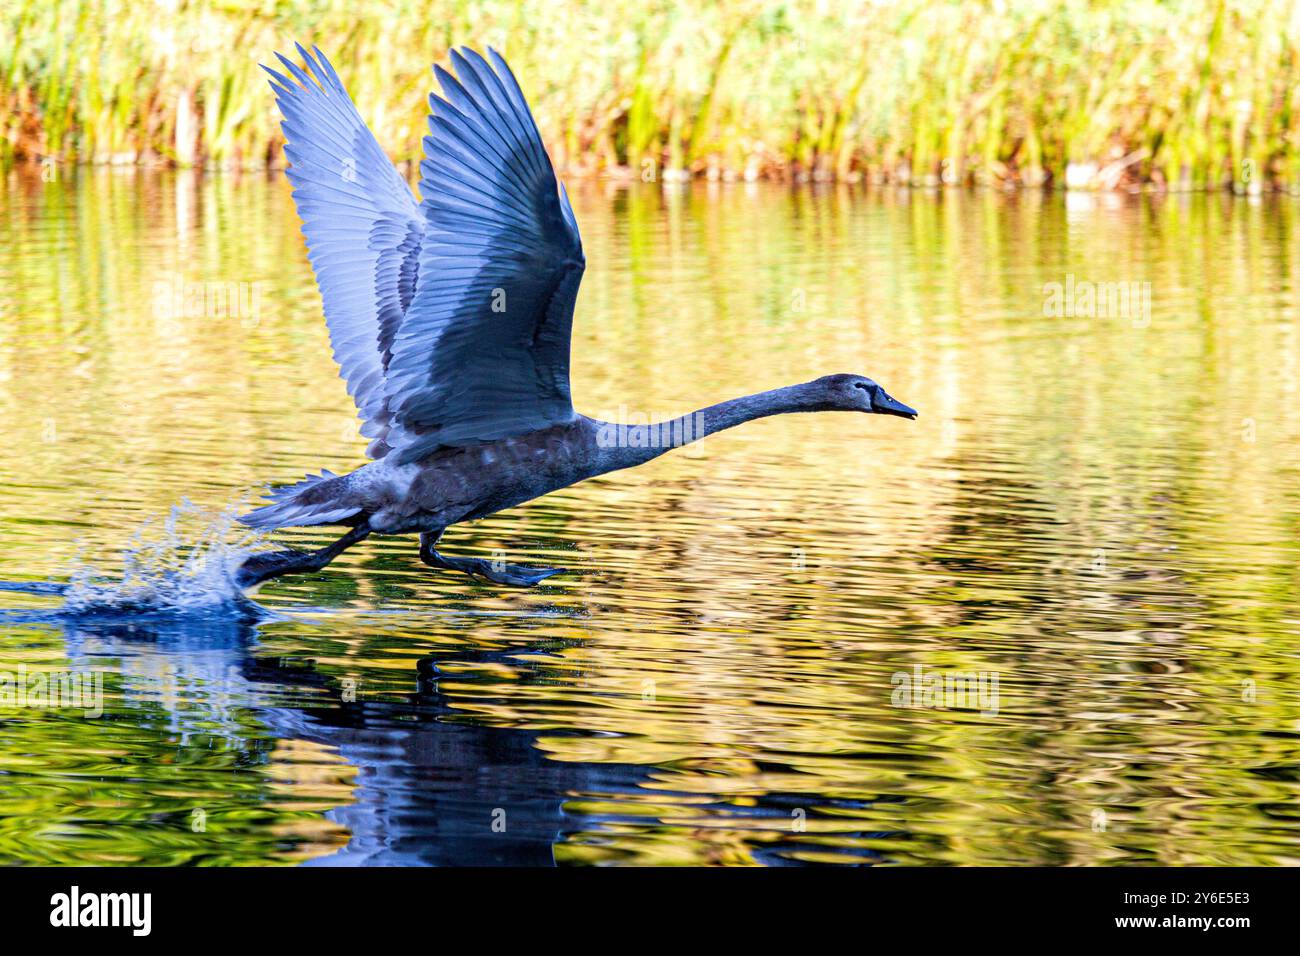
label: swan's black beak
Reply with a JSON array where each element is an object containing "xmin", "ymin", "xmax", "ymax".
[{"xmin": 872, "ymin": 389, "xmax": 917, "ymax": 420}]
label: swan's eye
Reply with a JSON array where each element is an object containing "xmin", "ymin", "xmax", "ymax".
[{"xmin": 853, "ymin": 382, "xmax": 871, "ymax": 391}]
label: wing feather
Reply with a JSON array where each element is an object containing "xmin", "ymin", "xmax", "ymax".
[
  {"xmin": 380, "ymin": 47, "xmax": 585, "ymax": 463},
  {"xmin": 264, "ymin": 44, "xmax": 425, "ymax": 437},
  {"xmin": 265, "ymin": 44, "xmax": 584, "ymax": 465}
]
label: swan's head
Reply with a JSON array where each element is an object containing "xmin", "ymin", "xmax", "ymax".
[{"xmin": 810, "ymin": 374, "xmax": 917, "ymax": 419}]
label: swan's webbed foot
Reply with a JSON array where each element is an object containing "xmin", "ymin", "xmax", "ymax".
[
  {"xmin": 235, "ymin": 549, "xmax": 319, "ymax": 588},
  {"xmin": 235, "ymin": 523, "xmax": 370, "ymax": 589},
  {"xmin": 419, "ymin": 532, "xmax": 565, "ymax": 587}
]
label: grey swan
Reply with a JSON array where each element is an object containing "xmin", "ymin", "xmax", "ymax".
[{"xmin": 235, "ymin": 45, "xmax": 917, "ymax": 589}]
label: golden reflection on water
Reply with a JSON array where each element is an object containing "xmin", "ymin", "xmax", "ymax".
[{"xmin": 0, "ymin": 166, "xmax": 1298, "ymax": 865}]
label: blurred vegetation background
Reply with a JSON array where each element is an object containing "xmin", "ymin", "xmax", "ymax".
[{"xmin": 2, "ymin": 0, "xmax": 1300, "ymax": 190}]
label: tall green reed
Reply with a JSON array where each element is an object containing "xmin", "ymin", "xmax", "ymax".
[{"xmin": 2, "ymin": 0, "xmax": 1300, "ymax": 189}]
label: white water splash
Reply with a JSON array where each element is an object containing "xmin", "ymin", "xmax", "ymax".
[{"xmin": 61, "ymin": 498, "xmax": 272, "ymax": 614}]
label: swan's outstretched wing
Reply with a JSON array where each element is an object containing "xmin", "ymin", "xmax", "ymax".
[
  {"xmin": 380, "ymin": 47, "xmax": 586, "ymax": 464},
  {"xmin": 263, "ymin": 44, "xmax": 425, "ymax": 449}
]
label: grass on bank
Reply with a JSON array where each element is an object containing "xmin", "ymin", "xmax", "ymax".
[{"xmin": 3, "ymin": 0, "xmax": 1300, "ymax": 190}]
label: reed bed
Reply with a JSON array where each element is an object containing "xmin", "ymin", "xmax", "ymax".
[{"xmin": 3, "ymin": 0, "xmax": 1300, "ymax": 189}]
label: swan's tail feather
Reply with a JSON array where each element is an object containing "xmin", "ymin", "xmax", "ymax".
[{"xmin": 239, "ymin": 470, "xmax": 360, "ymax": 529}]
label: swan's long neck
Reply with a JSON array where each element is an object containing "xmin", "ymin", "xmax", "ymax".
[{"xmin": 588, "ymin": 383, "xmax": 823, "ymax": 473}]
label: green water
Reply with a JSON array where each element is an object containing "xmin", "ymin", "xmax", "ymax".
[{"xmin": 0, "ymin": 167, "xmax": 1298, "ymax": 865}]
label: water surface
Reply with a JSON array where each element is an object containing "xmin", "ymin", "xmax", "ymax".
[{"xmin": 1, "ymin": 168, "xmax": 1298, "ymax": 865}]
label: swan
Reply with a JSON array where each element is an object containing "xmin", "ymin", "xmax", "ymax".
[{"xmin": 235, "ymin": 44, "xmax": 917, "ymax": 589}]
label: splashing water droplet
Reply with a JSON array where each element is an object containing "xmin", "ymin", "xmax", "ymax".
[{"xmin": 61, "ymin": 499, "xmax": 273, "ymax": 615}]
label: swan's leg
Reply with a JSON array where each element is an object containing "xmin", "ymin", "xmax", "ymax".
[
  {"xmin": 235, "ymin": 522, "xmax": 371, "ymax": 589},
  {"xmin": 419, "ymin": 530, "xmax": 565, "ymax": 587}
]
